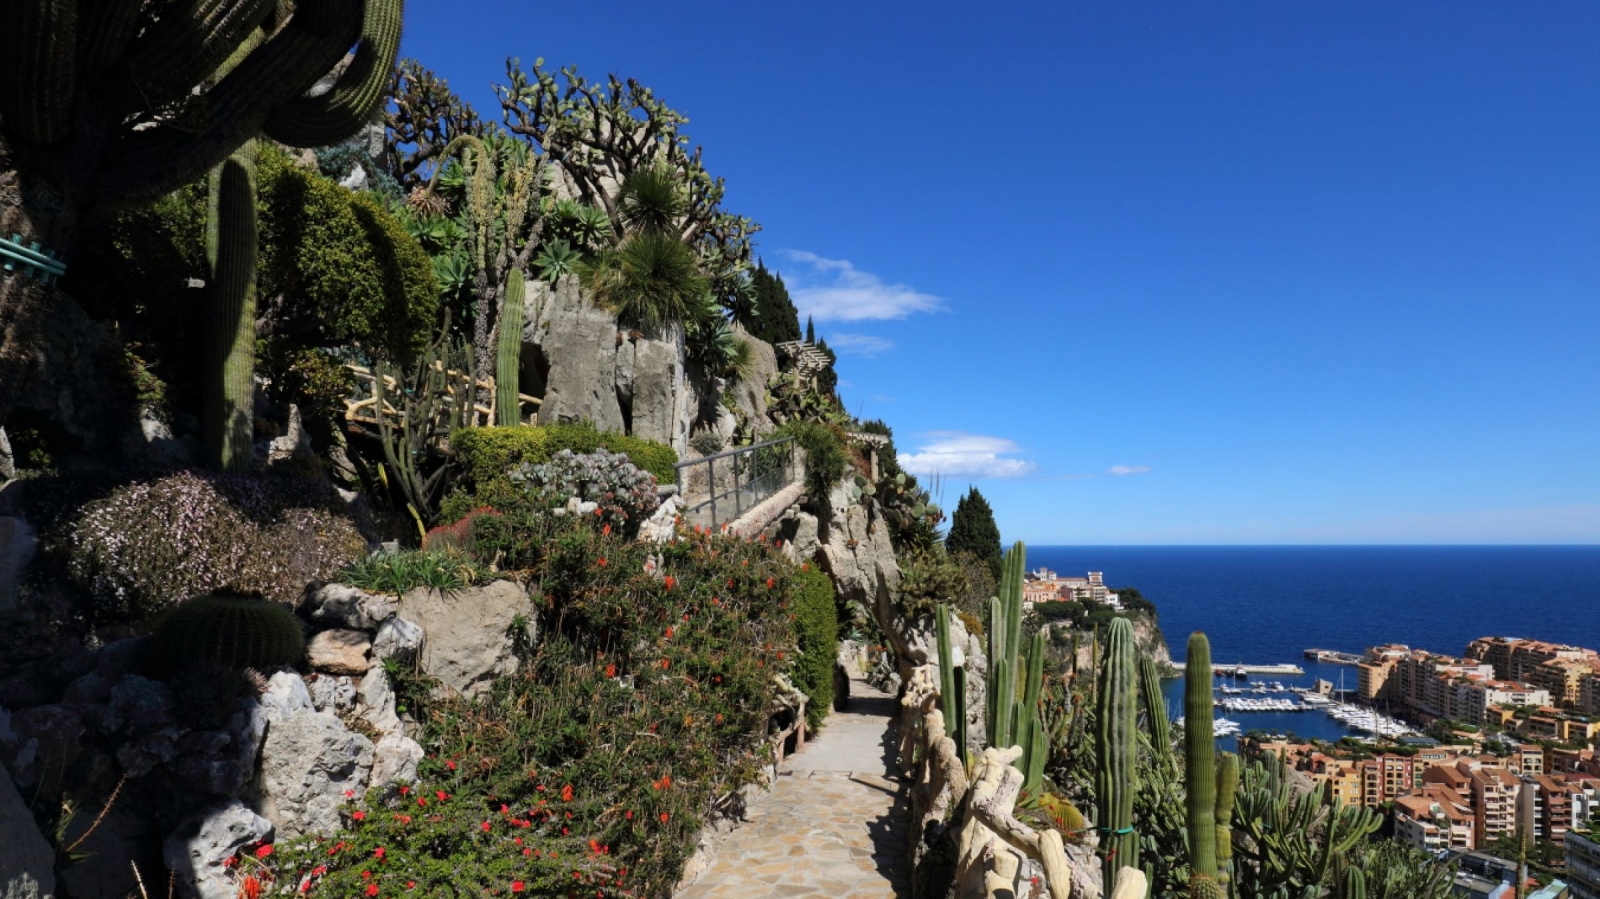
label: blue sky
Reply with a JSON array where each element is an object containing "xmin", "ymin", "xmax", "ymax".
[{"xmin": 402, "ymin": 2, "xmax": 1600, "ymax": 544}]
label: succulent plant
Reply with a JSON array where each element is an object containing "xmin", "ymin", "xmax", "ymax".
[
  {"xmin": 1097, "ymin": 616, "xmax": 1140, "ymax": 884},
  {"xmin": 495, "ymin": 268, "xmax": 525, "ymax": 426},
  {"xmin": 147, "ymin": 593, "xmax": 306, "ymax": 676}
]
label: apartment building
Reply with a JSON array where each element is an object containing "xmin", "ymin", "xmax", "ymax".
[
  {"xmin": 1358, "ymin": 644, "xmax": 1410, "ymax": 702},
  {"xmin": 1583, "ymin": 673, "xmax": 1600, "ymax": 717},
  {"xmin": 1360, "ymin": 754, "xmax": 1417, "ymax": 807},
  {"xmin": 1394, "ymin": 785, "xmax": 1477, "ymax": 853},
  {"xmin": 1300, "ymin": 752, "xmax": 1363, "ymax": 807},
  {"xmin": 1469, "ymin": 763, "xmax": 1523, "ymax": 846},
  {"xmin": 1568, "ymin": 830, "xmax": 1600, "ymax": 899},
  {"xmin": 1423, "ymin": 759, "xmax": 1474, "ymax": 804},
  {"xmin": 1468, "ymin": 637, "xmax": 1600, "ymax": 708},
  {"xmin": 1448, "ymin": 680, "xmax": 1553, "ymax": 725},
  {"xmin": 1021, "ymin": 568, "xmax": 1120, "ymax": 609},
  {"xmin": 1394, "ymin": 651, "xmax": 1495, "ymax": 717}
]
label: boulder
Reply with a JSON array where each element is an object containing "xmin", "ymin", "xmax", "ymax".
[
  {"xmin": 105, "ymin": 675, "xmax": 175, "ymax": 732},
  {"xmin": 0, "ymin": 704, "xmax": 84, "ymax": 791},
  {"xmin": 370, "ymin": 733, "xmax": 423, "ymax": 787},
  {"xmin": 304, "ymin": 583, "xmax": 396, "ymax": 632},
  {"xmin": 1, "ymin": 760, "xmax": 55, "ymax": 899},
  {"xmin": 259, "ymin": 671, "xmax": 314, "ymax": 723},
  {"xmin": 397, "ymin": 581, "xmax": 535, "ymax": 698},
  {"xmin": 356, "ymin": 667, "xmax": 399, "ymax": 736},
  {"xmin": 307, "ymin": 629, "xmax": 371, "ymax": 676},
  {"xmin": 305, "ymin": 675, "xmax": 357, "ymax": 717},
  {"xmin": 115, "ymin": 726, "xmax": 182, "ymax": 777},
  {"xmin": 370, "ymin": 616, "xmax": 422, "ymax": 664},
  {"xmin": 255, "ymin": 711, "xmax": 373, "ymax": 839},
  {"xmin": 56, "ymin": 805, "xmax": 149, "ymax": 899},
  {"xmin": 163, "ymin": 801, "xmax": 273, "ymax": 899}
]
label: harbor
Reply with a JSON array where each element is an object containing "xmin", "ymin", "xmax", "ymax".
[
  {"xmin": 1303, "ymin": 648, "xmax": 1364, "ymax": 665},
  {"xmin": 1210, "ymin": 662, "xmax": 1306, "ymax": 676},
  {"xmin": 1167, "ymin": 657, "xmax": 1422, "ymax": 745}
]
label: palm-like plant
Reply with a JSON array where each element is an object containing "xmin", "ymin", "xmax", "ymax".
[
  {"xmin": 584, "ymin": 231, "xmax": 708, "ymax": 334},
  {"xmin": 618, "ymin": 165, "xmax": 688, "ymax": 236}
]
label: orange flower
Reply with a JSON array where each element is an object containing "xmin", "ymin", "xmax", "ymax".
[
  {"xmin": 240, "ymin": 875, "xmax": 263, "ymax": 899},
  {"xmin": 664, "ymin": 626, "xmax": 674, "ymax": 639},
  {"xmin": 660, "ymin": 812, "xmax": 670, "ymax": 823},
  {"xmin": 602, "ymin": 524, "xmax": 612, "ymax": 536},
  {"xmin": 561, "ymin": 784, "xmax": 574, "ymax": 802},
  {"xmin": 605, "ymin": 663, "xmax": 617, "ymax": 678},
  {"xmin": 766, "ymin": 577, "xmax": 775, "ymax": 589},
  {"xmin": 660, "ymin": 658, "xmax": 671, "ymax": 671},
  {"xmin": 597, "ymin": 557, "xmax": 607, "ymax": 567},
  {"xmin": 663, "ymin": 575, "xmax": 676, "ymax": 590}
]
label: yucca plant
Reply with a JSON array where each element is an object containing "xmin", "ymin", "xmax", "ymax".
[
  {"xmin": 583, "ymin": 231, "xmax": 709, "ymax": 335},
  {"xmin": 618, "ymin": 165, "xmax": 688, "ymax": 236}
]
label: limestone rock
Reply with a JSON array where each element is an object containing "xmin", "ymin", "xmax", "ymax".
[
  {"xmin": 305, "ymin": 583, "xmax": 395, "ymax": 632},
  {"xmin": 260, "ymin": 671, "xmax": 314, "ymax": 723},
  {"xmin": 307, "ymin": 629, "xmax": 371, "ymax": 675},
  {"xmin": 1, "ymin": 760, "xmax": 55, "ymax": 899},
  {"xmin": 638, "ymin": 494, "xmax": 681, "ymax": 543},
  {"xmin": 163, "ymin": 801, "xmax": 273, "ymax": 899},
  {"xmin": 370, "ymin": 733, "xmax": 423, "ymax": 787},
  {"xmin": 255, "ymin": 711, "xmax": 373, "ymax": 839},
  {"xmin": 370, "ymin": 615, "xmax": 422, "ymax": 664},
  {"xmin": 397, "ymin": 581, "xmax": 535, "ymax": 698},
  {"xmin": 356, "ymin": 667, "xmax": 399, "ymax": 736},
  {"xmin": 306, "ymin": 674, "xmax": 357, "ymax": 716},
  {"xmin": 105, "ymin": 675, "xmax": 175, "ymax": 732}
]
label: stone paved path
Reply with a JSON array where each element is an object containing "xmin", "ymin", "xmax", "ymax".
[{"xmin": 676, "ymin": 677, "xmax": 910, "ymax": 899}]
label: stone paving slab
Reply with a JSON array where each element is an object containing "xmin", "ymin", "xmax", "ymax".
[{"xmin": 677, "ymin": 679, "xmax": 909, "ymax": 899}]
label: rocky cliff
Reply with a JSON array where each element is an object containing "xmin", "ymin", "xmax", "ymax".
[{"xmin": 1046, "ymin": 610, "xmax": 1172, "ymax": 676}]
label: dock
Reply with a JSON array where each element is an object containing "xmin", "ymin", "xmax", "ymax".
[
  {"xmin": 1303, "ymin": 648, "xmax": 1363, "ymax": 666},
  {"xmin": 1211, "ymin": 663, "xmax": 1305, "ymax": 676}
]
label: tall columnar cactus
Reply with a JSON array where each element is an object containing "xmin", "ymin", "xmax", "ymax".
[
  {"xmin": 1341, "ymin": 866, "xmax": 1366, "ymax": 899},
  {"xmin": 495, "ymin": 268, "xmax": 526, "ymax": 425},
  {"xmin": 1231, "ymin": 755, "xmax": 1382, "ymax": 896},
  {"xmin": 0, "ymin": 0, "xmax": 406, "ymax": 428},
  {"xmin": 1215, "ymin": 751, "xmax": 1240, "ymax": 895},
  {"xmin": 935, "ymin": 604, "xmax": 968, "ymax": 758},
  {"xmin": 1096, "ymin": 616, "xmax": 1140, "ymax": 886},
  {"xmin": 1186, "ymin": 631, "xmax": 1219, "ymax": 882},
  {"xmin": 202, "ymin": 140, "xmax": 259, "ymax": 472},
  {"xmin": 1189, "ymin": 875, "xmax": 1226, "ymax": 899},
  {"xmin": 984, "ymin": 541, "xmax": 1047, "ymax": 797},
  {"xmin": 1139, "ymin": 653, "xmax": 1172, "ymax": 755}
]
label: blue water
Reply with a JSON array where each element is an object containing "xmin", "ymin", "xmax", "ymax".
[{"xmin": 1026, "ymin": 546, "xmax": 1600, "ymax": 744}]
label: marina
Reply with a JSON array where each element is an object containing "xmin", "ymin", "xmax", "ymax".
[
  {"xmin": 1211, "ymin": 663, "xmax": 1306, "ymax": 676},
  {"xmin": 1303, "ymin": 648, "xmax": 1363, "ymax": 666}
]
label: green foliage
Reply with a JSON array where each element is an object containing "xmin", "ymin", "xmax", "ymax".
[
  {"xmin": 1096, "ymin": 616, "xmax": 1140, "ymax": 884},
  {"xmin": 742, "ymin": 260, "xmax": 801, "ymax": 344},
  {"xmin": 1340, "ymin": 866, "xmax": 1366, "ymax": 899},
  {"xmin": 1230, "ymin": 755, "xmax": 1383, "ymax": 899},
  {"xmin": 1189, "ymin": 875, "xmax": 1226, "ymax": 899},
  {"xmin": 1348, "ymin": 841, "xmax": 1455, "ymax": 899},
  {"xmin": 270, "ymin": 523, "xmax": 803, "ymax": 897},
  {"xmin": 1114, "ymin": 586, "xmax": 1157, "ymax": 616},
  {"xmin": 791, "ymin": 564, "xmax": 839, "ymax": 730},
  {"xmin": 146, "ymin": 593, "xmax": 306, "ymax": 677},
  {"xmin": 495, "ymin": 269, "xmax": 526, "ymax": 426},
  {"xmin": 339, "ymin": 550, "xmax": 499, "ymax": 596},
  {"xmin": 450, "ymin": 422, "xmax": 679, "ymax": 494},
  {"xmin": 583, "ymin": 231, "xmax": 708, "ymax": 335},
  {"xmin": 256, "ymin": 145, "xmax": 440, "ymax": 364},
  {"xmin": 946, "ymin": 487, "xmax": 1002, "ymax": 582},
  {"xmin": 987, "ymin": 543, "xmax": 1049, "ymax": 798},
  {"xmin": 896, "ymin": 548, "xmax": 968, "ymax": 620},
  {"xmin": 774, "ymin": 419, "xmax": 847, "ymax": 513},
  {"xmin": 63, "ymin": 471, "xmax": 366, "ymax": 618},
  {"xmin": 936, "ymin": 604, "xmax": 969, "ymax": 756}
]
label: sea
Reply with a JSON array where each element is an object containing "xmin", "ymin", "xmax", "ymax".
[{"xmin": 1025, "ymin": 545, "xmax": 1600, "ymax": 746}]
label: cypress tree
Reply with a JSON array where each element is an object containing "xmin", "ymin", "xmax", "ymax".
[
  {"xmin": 747, "ymin": 260, "xmax": 801, "ymax": 344},
  {"xmin": 946, "ymin": 487, "xmax": 1003, "ymax": 581},
  {"xmin": 805, "ymin": 315, "xmax": 816, "ymax": 344}
]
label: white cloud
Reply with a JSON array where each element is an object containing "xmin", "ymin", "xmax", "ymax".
[
  {"xmin": 825, "ymin": 333, "xmax": 895, "ymax": 357},
  {"xmin": 898, "ymin": 431, "xmax": 1036, "ymax": 479},
  {"xmin": 779, "ymin": 250, "xmax": 945, "ymax": 322},
  {"xmin": 1107, "ymin": 465, "xmax": 1151, "ymax": 476}
]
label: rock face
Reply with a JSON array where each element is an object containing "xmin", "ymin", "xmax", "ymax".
[
  {"xmin": 307, "ymin": 629, "xmax": 372, "ymax": 675},
  {"xmin": 163, "ymin": 801, "xmax": 273, "ymax": 899},
  {"xmin": 255, "ymin": 710, "xmax": 373, "ymax": 839},
  {"xmin": 370, "ymin": 615, "xmax": 423, "ymax": 664},
  {"xmin": 1, "ymin": 760, "xmax": 55, "ymax": 899},
  {"xmin": 1049, "ymin": 610, "xmax": 1171, "ymax": 675},
  {"xmin": 397, "ymin": 581, "xmax": 536, "ymax": 698},
  {"xmin": 0, "ymin": 516, "xmax": 36, "ymax": 615},
  {"xmin": 522, "ymin": 273, "xmax": 712, "ymax": 455},
  {"xmin": 778, "ymin": 480, "xmax": 904, "ymax": 655},
  {"xmin": 304, "ymin": 583, "xmax": 396, "ymax": 631}
]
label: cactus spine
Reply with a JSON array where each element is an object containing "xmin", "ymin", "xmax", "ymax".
[
  {"xmin": 935, "ymin": 603, "xmax": 968, "ymax": 758},
  {"xmin": 1186, "ymin": 631, "xmax": 1219, "ymax": 882},
  {"xmin": 202, "ymin": 140, "xmax": 259, "ymax": 472},
  {"xmin": 148, "ymin": 593, "xmax": 306, "ymax": 676},
  {"xmin": 1216, "ymin": 751, "xmax": 1240, "ymax": 895},
  {"xmin": 1341, "ymin": 866, "xmax": 1366, "ymax": 899},
  {"xmin": 494, "ymin": 268, "xmax": 525, "ymax": 425},
  {"xmin": 1096, "ymin": 615, "xmax": 1139, "ymax": 885},
  {"xmin": 1189, "ymin": 875, "xmax": 1226, "ymax": 899},
  {"xmin": 1139, "ymin": 653, "xmax": 1171, "ymax": 754}
]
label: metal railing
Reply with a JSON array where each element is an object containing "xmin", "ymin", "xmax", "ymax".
[{"xmin": 674, "ymin": 436, "xmax": 799, "ymax": 531}]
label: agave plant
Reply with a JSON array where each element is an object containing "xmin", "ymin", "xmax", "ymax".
[
  {"xmin": 619, "ymin": 165, "xmax": 688, "ymax": 236},
  {"xmin": 534, "ymin": 238, "xmax": 583, "ymax": 284}
]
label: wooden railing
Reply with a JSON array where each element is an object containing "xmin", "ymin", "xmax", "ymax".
[{"xmin": 342, "ymin": 362, "xmax": 541, "ymax": 431}]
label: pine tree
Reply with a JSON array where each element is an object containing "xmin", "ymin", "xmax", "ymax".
[
  {"xmin": 946, "ymin": 487, "xmax": 1003, "ymax": 581},
  {"xmin": 746, "ymin": 260, "xmax": 801, "ymax": 344}
]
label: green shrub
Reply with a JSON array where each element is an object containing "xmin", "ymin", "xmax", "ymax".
[
  {"xmin": 66, "ymin": 472, "xmax": 366, "ymax": 617},
  {"xmin": 268, "ymin": 522, "xmax": 803, "ymax": 898},
  {"xmin": 338, "ymin": 550, "xmax": 499, "ymax": 596},
  {"xmin": 896, "ymin": 547, "xmax": 968, "ymax": 620},
  {"xmin": 452, "ymin": 423, "xmax": 678, "ymax": 489},
  {"xmin": 774, "ymin": 419, "xmax": 846, "ymax": 511},
  {"xmin": 791, "ymin": 564, "xmax": 838, "ymax": 729}
]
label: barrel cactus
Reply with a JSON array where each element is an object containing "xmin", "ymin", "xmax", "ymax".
[{"xmin": 147, "ymin": 593, "xmax": 306, "ymax": 676}]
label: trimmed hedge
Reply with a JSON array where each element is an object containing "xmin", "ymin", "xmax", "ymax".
[
  {"xmin": 791, "ymin": 563, "xmax": 839, "ymax": 729},
  {"xmin": 452, "ymin": 422, "xmax": 678, "ymax": 487}
]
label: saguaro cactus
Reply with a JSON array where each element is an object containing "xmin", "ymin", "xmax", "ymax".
[
  {"xmin": 1096, "ymin": 615, "xmax": 1140, "ymax": 886},
  {"xmin": 1186, "ymin": 632, "xmax": 1219, "ymax": 882},
  {"xmin": 935, "ymin": 603, "xmax": 969, "ymax": 758},
  {"xmin": 202, "ymin": 141, "xmax": 259, "ymax": 472},
  {"xmin": 0, "ymin": 0, "xmax": 405, "ymax": 428},
  {"xmin": 495, "ymin": 268, "xmax": 526, "ymax": 425}
]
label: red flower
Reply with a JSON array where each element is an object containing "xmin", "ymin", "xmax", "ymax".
[
  {"xmin": 602, "ymin": 524, "xmax": 612, "ymax": 536},
  {"xmin": 241, "ymin": 875, "xmax": 263, "ymax": 899},
  {"xmin": 481, "ymin": 821, "xmax": 491, "ymax": 832},
  {"xmin": 523, "ymin": 848, "xmax": 532, "ymax": 856},
  {"xmin": 446, "ymin": 760, "xmax": 456, "ymax": 770},
  {"xmin": 406, "ymin": 882, "xmax": 415, "ymax": 890},
  {"xmin": 665, "ymin": 626, "xmax": 674, "ymax": 639},
  {"xmin": 365, "ymin": 884, "xmax": 379, "ymax": 897},
  {"xmin": 561, "ymin": 784, "xmax": 574, "ymax": 802},
  {"xmin": 512, "ymin": 882, "xmax": 525, "ymax": 893},
  {"xmin": 255, "ymin": 844, "xmax": 274, "ymax": 859},
  {"xmin": 660, "ymin": 658, "xmax": 671, "ymax": 671},
  {"xmin": 663, "ymin": 576, "xmax": 676, "ymax": 590},
  {"xmin": 605, "ymin": 664, "xmax": 617, "ymax": 678},
  {"xmin": 223, "ymin": 857, "xmax": 236, "ymax": 868},
  {"xmin": 343, "ymin": 789, "xmax": 355, "ymax": 799},
  {"xmin": 660, "ymin": 812, "xmax": 670, "ymax": 824},
  {"xmin": 597, "ymin": 558, "xmax": 607, "ymax": 568},
  {"xmin": 362, "ymin": 871, "xmax": 372, "ymax": 879},
  {"xmin": 374, "ymin": 847, "xmax": 385, "ymax": 860},
  {"xmin": 351, "ymin": 811, "xmax": 365, "ymax": 821},
  {"xmin": 416, "ymin": 797, "xmax": 427, "ymax": 807},
  {"xmin": 398, "ymin": 786, "xmax": 409, "ymax": 795},
  {"xmin": 766, "ymin": 577, "xmax": 775, "ymax": 589},
  {"xmin": 625, "ymin": 810, "xmax": 633, "ymax": 820},
  {"xmin": 435, "ymin": 791, "xmax": 449, "ymax": 801}
]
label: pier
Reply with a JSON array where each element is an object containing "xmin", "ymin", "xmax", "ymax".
[
  {"xmin": 1211, "ymin": 663, "xmax": 1305, "ymax": 675},
  {"xmin": 1303, "ymin": 648, "xmax": 1363, "ymax": 665}
]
